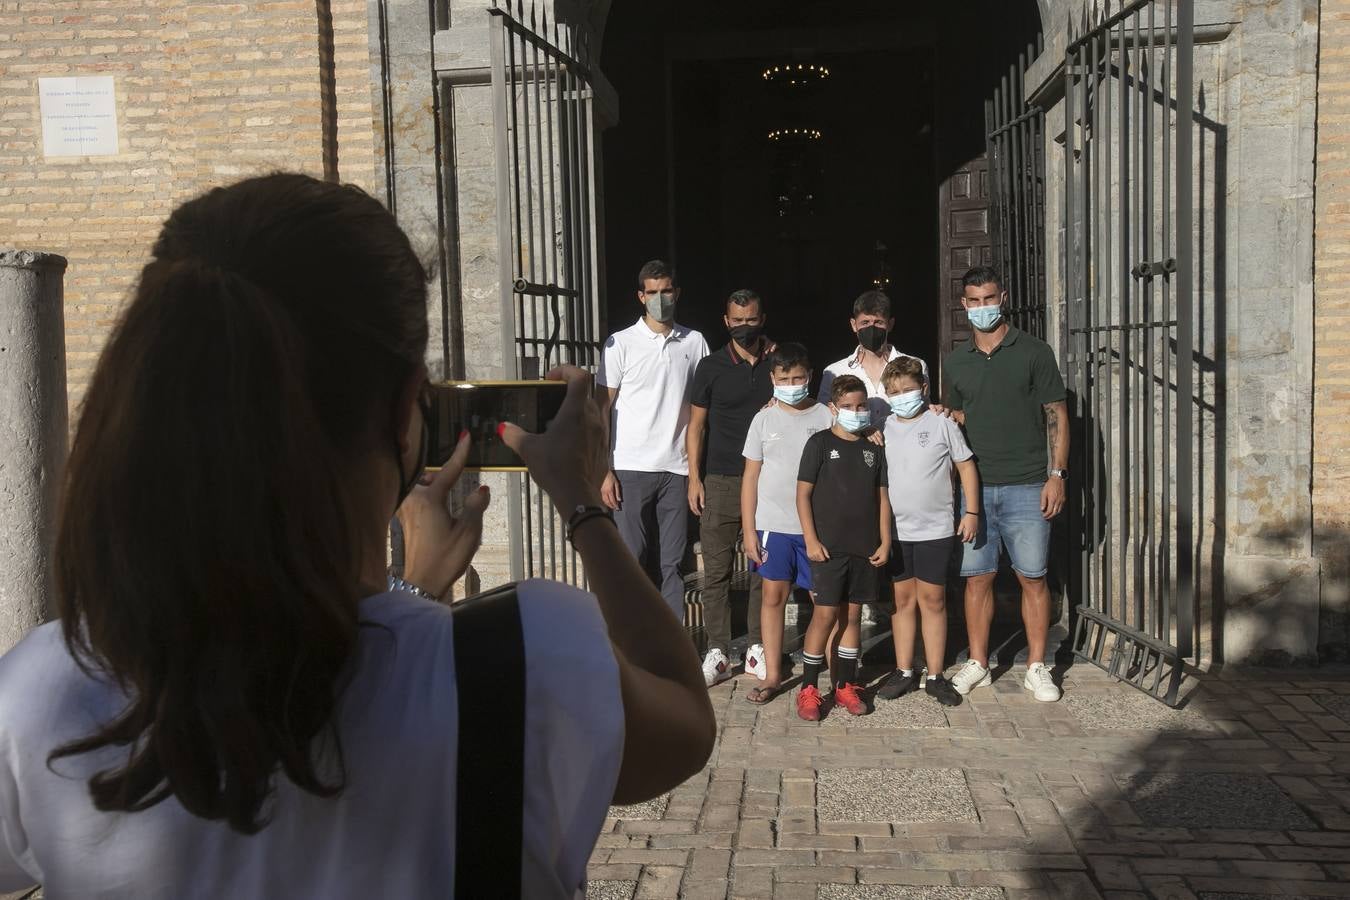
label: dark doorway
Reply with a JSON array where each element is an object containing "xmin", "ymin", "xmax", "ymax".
[{"xmin": 601, "ymin": 0, "xmax": 1041, "ymax": 385}]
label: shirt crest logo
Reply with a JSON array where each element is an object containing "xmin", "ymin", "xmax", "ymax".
[
  {"xmin": 863, "ymin": 449, "xmax": 876, "ymax": 468},
  {"xmin": 918, "ymin": 431, "xmax": 931, "ymax": 447},
  {"xmin": 829, "ymin": 449, "xmax": 841, "ymax": 460}
]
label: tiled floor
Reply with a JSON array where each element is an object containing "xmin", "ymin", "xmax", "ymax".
[{"xmin": 592, "ymin": 663, "xmax": 1350, "ymax": 899}]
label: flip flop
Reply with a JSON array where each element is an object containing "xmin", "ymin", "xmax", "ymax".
[{"xmin": 746, "ymin": 684, "xmax": 781, "ymax": 705}]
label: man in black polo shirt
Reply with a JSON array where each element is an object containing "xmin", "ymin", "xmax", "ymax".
[
  {"xmin": 943, "ymin": 266, "xmax": 1070, "ymax": 703},
  {"xmin": 688, "ymin": 289, "xmax": 774, "ymax": 686}
]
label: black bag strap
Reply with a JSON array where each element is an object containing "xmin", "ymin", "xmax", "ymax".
[{"xmin": 452, "ymin": 583, "xmax": 526, "ymax": 898}]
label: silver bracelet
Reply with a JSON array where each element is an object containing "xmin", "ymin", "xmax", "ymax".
[{"xmin": 387, "ymin": 574, "xmax": 440, "ymax": 603}]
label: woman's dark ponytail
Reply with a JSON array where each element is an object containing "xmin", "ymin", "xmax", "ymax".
[{"xmin": 50, "ymin": 174, "xmax": 428, "ymax": 833}]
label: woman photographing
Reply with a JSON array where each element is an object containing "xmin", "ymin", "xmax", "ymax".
[{"xmin": 0, "ymin": 174, "xmax": 715, "ymax": 898}]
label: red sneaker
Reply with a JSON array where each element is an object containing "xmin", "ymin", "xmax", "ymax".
[
  {"xmin": 835, "ymin": 682, "xmax": 867, "ymax": 716},
  {"xmin": 796, "ymin": 685, "xmax": 823, "ymax": 721}
]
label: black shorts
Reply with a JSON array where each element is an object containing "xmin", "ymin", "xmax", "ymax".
[
  {"xmin": 810, "ymin": 554, "xmax": 880, "ymax": 606},
  {"xmin": 887, "ymin": 536, "xmax": 956, "ymax": 586}
]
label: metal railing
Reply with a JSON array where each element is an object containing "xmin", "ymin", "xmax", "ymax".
[
  {"xmin": 985, "ymin": 40, "xmax": 1047, "ymax": 339},
  {"xmin": 488, "ymin": 0, "xmax": 602, "ymax": 585},
  {"xmin": 1063, "ymin": 0, "xmax": 1198, "ymax": 705}
]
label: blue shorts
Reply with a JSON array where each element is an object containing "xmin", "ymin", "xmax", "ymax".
[
  {"xmin": 750, "ymin": 531, "xmax": 813, "ymax": 591},
  {"xmin": 959, "ymin": 483, "xmax": 1052, "ymax": 579}
]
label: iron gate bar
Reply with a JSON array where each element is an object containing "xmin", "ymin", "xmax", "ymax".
[
  {"xmin": 489, "ymin": 0, "xmax": 601, "ymax": 588},
  {"xmin": 1060, "ymin": 0, "xmax": 1196, "ymax": 706},
  {"xmin": 985, "ymin": 43, "xmax": 1047, "ymax": 340}
]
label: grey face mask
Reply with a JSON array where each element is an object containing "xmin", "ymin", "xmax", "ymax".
[{"xmin": 645, "ymin": 291, "xmax": 676, "ymax": 323}]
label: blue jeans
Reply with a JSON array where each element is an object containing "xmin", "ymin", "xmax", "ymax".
[{"xmin": 959, "ymin": 483, "xmax": 1051, "ymax": 579}]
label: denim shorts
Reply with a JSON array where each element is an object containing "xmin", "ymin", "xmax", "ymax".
[{"xmin": 959, "ymin": 483, "xmax": 1051, "ymax": 579}]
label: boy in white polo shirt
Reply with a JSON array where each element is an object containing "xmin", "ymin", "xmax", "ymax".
[
  {"xmin": 817, "ymin": 289, "xmax": 929, "ymax": 427},
  {"xmin": 740, "ymin": 343, "xmax": 834, "ymax": 704},
  {"xmin": 876, "ymin": 356, "xmax": 980, "ymax": 706},
  {"xmin": 598, "ymin": 259, "xmax": 710, "ymax": 618}
]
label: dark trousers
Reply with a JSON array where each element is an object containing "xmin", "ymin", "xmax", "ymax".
[
  {"xmin": 700, "ymin": 473, "xmax": 763, "ymax": 654},
  {"xmin": 614, "ymin": 470, "xmax": 689, "ymax": 619}
]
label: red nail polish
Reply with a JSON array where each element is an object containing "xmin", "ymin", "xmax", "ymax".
[
  {"xmin": 478, "ymin": 485, "xmax": 490, "ymax": 494},
  {"xmin": 459, "ymin": 429, "xmax": 469, "ymax": 441},
  {"xmin": 496, "ymin": 422, "xmax": 507, "ymax": 438}
]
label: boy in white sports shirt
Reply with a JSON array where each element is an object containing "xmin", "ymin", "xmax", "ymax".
[
  {"xmin": 875, "ymin": 356, "xmax": 980, "ymax": 707},
  {"xmin": 740, "ymin": 343, "xmax": 834, "ymax": 705}
]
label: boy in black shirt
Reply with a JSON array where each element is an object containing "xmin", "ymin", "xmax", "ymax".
[{"xmin": 796, "ymin": 374, "xmax": 892, "ymax": 720}]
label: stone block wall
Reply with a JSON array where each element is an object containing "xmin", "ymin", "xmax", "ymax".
[
  {"xmin": 0, "ymin": 0, "xmax": 377, "ymax": 416},
  {"xmin": 1315, "ymin": 0, "xmax": 1350, "ymax": 660}
]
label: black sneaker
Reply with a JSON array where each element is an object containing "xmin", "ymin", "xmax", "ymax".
[
  {"xmin": 925, "ymin": 675, "xmax": 962, "ymax": 707},
  {"xmin": 876, "ymin": 670, "xmax": 919, "ymax": 700}
]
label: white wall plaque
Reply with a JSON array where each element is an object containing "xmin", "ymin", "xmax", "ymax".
[{"xmin": 38, "ymin": 76, "xmax": 119, "ymax": 158}]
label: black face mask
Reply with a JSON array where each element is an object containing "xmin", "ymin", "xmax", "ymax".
[
  {"xmin": 857, "ymin": 324, "xmax": 888, "ymax": 353},
  {"xmin": 729, "ymin": 324, "xmax": 765, "ymax": 349}
]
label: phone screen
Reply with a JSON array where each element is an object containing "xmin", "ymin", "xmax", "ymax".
[{"xmin": 426, "ymin": 380, "xmax": 568, "ymax": 471}]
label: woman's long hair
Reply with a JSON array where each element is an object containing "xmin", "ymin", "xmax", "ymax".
[{"xmin": 49, "ymin": 174, "xmax": 428, "ymax": 833}]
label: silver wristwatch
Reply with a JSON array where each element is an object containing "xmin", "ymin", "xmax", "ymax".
[
  {"xmin": 388, "ymin": 574, "xmax": 440, "ymax": 602},
  {"xmin": 1049, "ymin": 468, "xmax": 1068, "ymax": 480}
]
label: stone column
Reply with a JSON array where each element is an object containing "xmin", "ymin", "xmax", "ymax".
[{"xmin": 0, "ymin": 250, "xmax": 68, "ymax": 654}]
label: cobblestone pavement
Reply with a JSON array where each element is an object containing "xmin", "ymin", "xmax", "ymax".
[{"xmin": 591, "ymin": 663, "xmax": 1350, "ymax": 900}]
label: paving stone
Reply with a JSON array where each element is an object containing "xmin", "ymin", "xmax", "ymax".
[
  {"xmin": 1197, "ymin": 894, "xmax": 1342, "ymax": 900},
  {"xmin": 818, "ymin": 887, "xmax": 1004, "ymax": 899},
  {"xmin": 817, "ymin": 768, "xmax": 978, "ymax": 824},
  {"xmin": 1117, "ymin": 772, "xmax": 1317, "ymax": 830},
  {"xmin": 819, "ymin": 691, "xmax": 951, "ymax": 730},
  {"xmin": 1313, "ymin": 693, "xmax": 1350, "ymax": 724},
  {"xmin": 1063, "ymin": 691, "xmax": 1218, "ymax": 733},
  {"xmin": 609, "ymin": 794, "xmax": 670, "ymax": 821},
  {"xmin": 586, "ymin": 880, "xmax": 637, "ymax": 900}
]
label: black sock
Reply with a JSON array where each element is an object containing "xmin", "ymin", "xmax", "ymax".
[
  {"xmin": 836, "ymin": 646, "xmax": 860, "ymax": 687},
  {"xmin": 802, "ymin": 652, "xmax": 825, "ymax": 689}
]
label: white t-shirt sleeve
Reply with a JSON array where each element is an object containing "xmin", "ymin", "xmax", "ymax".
[
  {"xmin": 597, "ymin": 333, "xmax": 624, "ymax": 390},
  {"xmin": 0, "ymin": 753, "xmax": 34, "ymax": 892},
  {"xmin": 742, "ymin": 410, "xmax": 766, "ymax": 461},
  {"xmin": 944, "ymin": 415, "xmax": 974, "ymax": 462},
  {"xmin": 515, "ymin": 579, "xmax": 624, "ymax": 896}
]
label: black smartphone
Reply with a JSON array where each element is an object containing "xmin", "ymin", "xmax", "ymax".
[{"xmin": 426, "ymin": 380, "xmax": 568, "ymax": 471}]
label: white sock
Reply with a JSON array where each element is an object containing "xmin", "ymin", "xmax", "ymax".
[{"xmin": 899, "ymin": 668, "xmax": 913, "ymax": 677}]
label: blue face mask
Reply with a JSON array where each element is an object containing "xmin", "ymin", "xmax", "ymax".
[
  {"xmin": 888, "ymin": 389, "xmax": 925, "ymax": 419},
  {"xmin": 836, "ymin": 408, "xmax": 870, "ymax": 433},
  {"xmin": 773, "ymin": 384, "xmax": 809, "ymax": 405},
  {"xmin": 967, "ymin": 304, "xmax": 1003, "ymax": 331}
]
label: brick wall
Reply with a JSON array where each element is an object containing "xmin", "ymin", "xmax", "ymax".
[
  {"xmin": 0, "ymin": 0, "xmax": 377, "ymax": 413},
  {"xmin": 1315, "ymin": 0, "xmax": 1350, "ymax": 658}
]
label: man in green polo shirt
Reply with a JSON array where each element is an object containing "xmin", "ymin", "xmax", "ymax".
[{"xmin": 942, "ymin": 266, "xmax": 1069, "ymax": 702}]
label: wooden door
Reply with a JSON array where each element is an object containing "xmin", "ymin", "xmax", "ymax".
[{"xmin": 937, "ymin": 155, "xmax": 992, "ymax": 388}]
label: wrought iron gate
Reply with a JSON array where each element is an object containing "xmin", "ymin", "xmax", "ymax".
[
  {"xmin": 488, "ymin": 0, "xmax": 601, "ymax": 585},
  {"xmin": 986, "ymin": 42, "xmax": 1047, "ymax": 340},
  {"xmin": 1062, "ymin": 0, "xmax": 1198, "ymax": 705}
]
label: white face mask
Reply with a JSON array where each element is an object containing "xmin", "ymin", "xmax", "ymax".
[
  {"xmin": 888, "ymin": 389, "xmax": 925, "ymax": 419},
  {"xmin": 836, "ymin": 408, "xmax": 870, "ymax": 433},
  {"xmin": 645, "ymin": 291, "xmax": 676, "ymax": 323}
]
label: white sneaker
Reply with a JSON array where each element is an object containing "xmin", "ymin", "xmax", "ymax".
[
  {"xmin": 745, "ymin": 644, "xmax": 767, "ymax": 681},
  {"xmin": 1023, "ymin": 662, "xmax": 1061, "ymax": 702},
  {"xmin": 702, "ymin": 649, "xmax": 730, "ymax": 687},
  {"xmin": 952, "ymin": 659, "xmax": 992, "ymax": 696}
]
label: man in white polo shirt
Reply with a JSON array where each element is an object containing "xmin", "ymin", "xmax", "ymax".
[
  {"xmin": 598, "ymin": 260, "xmax": 710, "ymax": 618},
  {"xmin": 817, "ymin": 289, "xmax": 929, "ymax": 426}
]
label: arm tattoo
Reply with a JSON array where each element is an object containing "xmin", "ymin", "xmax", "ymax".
[{"xmin": 1045, "ymin": 403, "xmax": 1059, "ymax": 455}]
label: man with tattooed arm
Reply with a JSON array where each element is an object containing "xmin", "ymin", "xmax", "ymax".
[{"xmin": 941, "ymin": 266, "xmax": 1070, "ymax": 703}]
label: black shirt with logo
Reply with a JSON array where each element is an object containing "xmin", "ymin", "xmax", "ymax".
[
  {"xmin": 691, "ymin": 342, "xmax": 775, "ymax": 476},
  {"xmin": 797, "ymin": 429, "xmax": 888, "ymax": 557}
]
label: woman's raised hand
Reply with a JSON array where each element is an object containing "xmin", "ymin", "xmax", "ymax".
[
  {"xmin": 500, "ymin": 366, "xmax": 608, "ymax": 514},
  {"xmin": 398, "ymin": 431, "xmax": 491, "ymax": 599}
]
